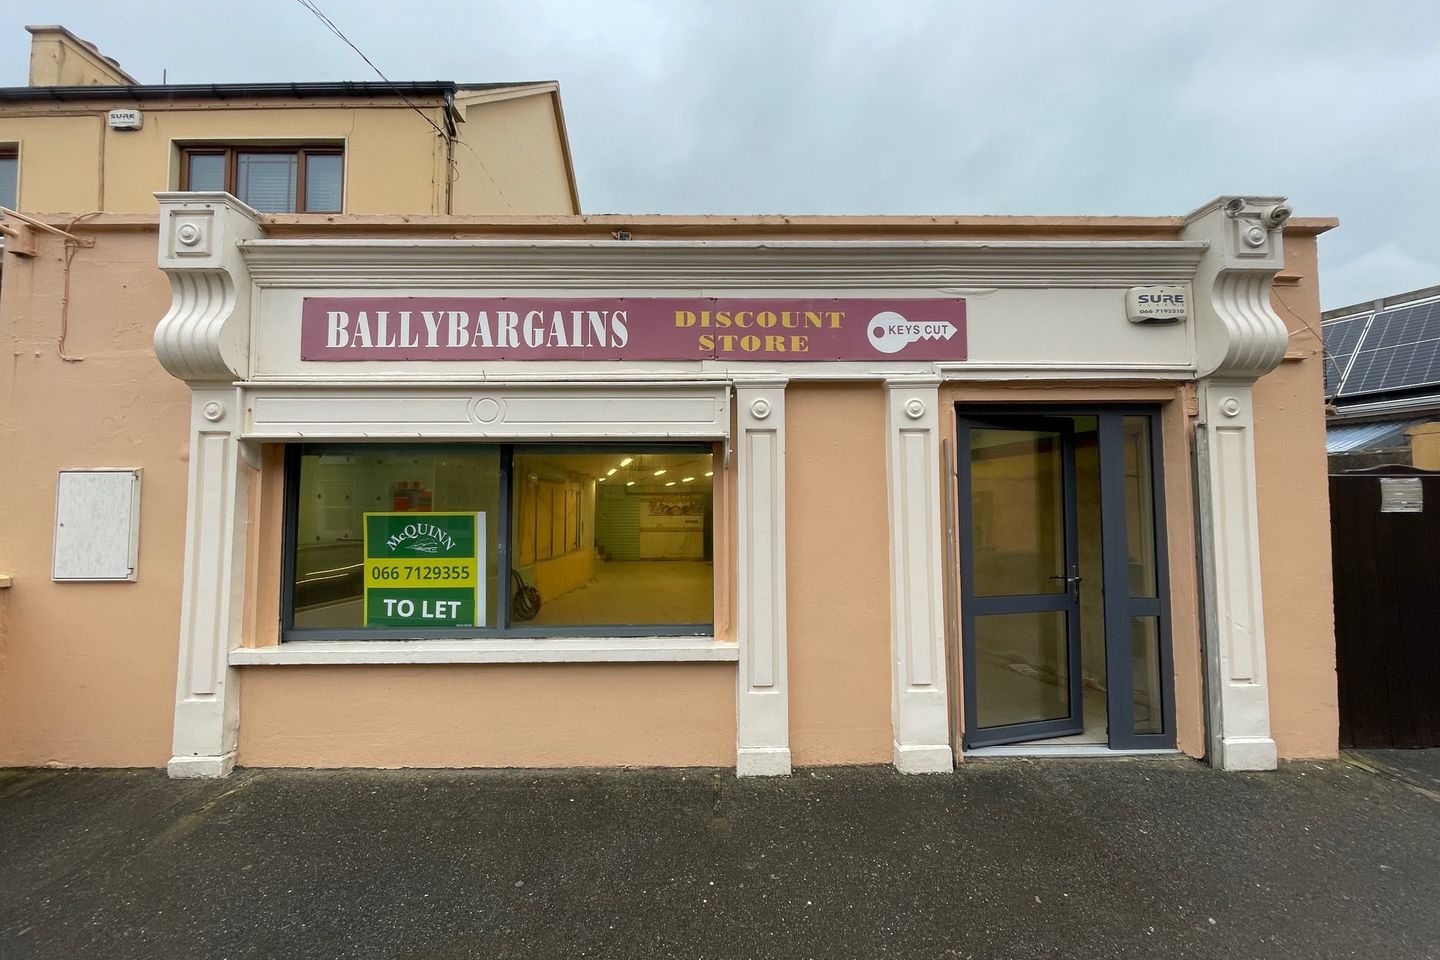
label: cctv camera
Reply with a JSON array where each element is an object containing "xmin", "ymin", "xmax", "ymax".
[{"xmin": 1260, "ymin": 203, "xmax": 1293, "ymax": 229}]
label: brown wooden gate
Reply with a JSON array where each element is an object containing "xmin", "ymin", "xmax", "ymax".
[{"xmin": 1330, "ymin": 468, "xmax": 1440, "ymax": 748}]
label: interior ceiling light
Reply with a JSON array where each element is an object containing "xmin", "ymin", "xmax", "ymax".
[
  {"xmin": 620, "ymin": 458, "xmax": 634, "ymax": 467},
  {"xmin": 682, "ymin": 476, "xmax": 695, "ymax": 482},
  {"xmin": 626, "ymin": 480, "xmax": 635, "ymax": 487},
  {"xmin": 597, "ymin": 476, "xmax": 606, "ymax": 482},
  {"xmin": 654, "ymin": 469, "xmax": 667, "ymax": 476},
  {"xmin": 606, "ymin": 468, "xmax": 618, "ymax": 476},
  {"xmin": 704, "ymin": 471, "xmax": 714, "ymax": 477},
  {"xmin": 665, "ymin": 481, "xmax": 676, "ymax": 486}
]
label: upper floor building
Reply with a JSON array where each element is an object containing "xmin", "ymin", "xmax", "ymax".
[{"xmin": 0, "ymin": 25, "xmax": 580, "ymax": 217}]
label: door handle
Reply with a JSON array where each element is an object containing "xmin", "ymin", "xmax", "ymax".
[{"xmin": 1048, "ymin": 575, "xmax": 1083, "ymax": 586}]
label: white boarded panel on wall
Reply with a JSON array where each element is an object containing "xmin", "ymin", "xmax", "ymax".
[{"xmin": 53, "ymin": 469, "xmax": 142, "ymax": 582}]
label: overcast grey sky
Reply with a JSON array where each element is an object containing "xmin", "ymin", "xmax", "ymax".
[{"xmin": 4, "ymin": 1, "xmax": 1437, "ymax": 309}]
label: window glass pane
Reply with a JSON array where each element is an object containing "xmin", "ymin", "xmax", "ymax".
[
  {"xmin": 291, "ymin": 446, "xmax": 501, "ymax": 631},
  {"xmin": 1130, "ymin": 616, "xmax": 1163, "ymax": 734},
  {"xmin": 304, "ymin": 153, "xmax": 343, "ymax": 212},
  {"xmin": 974, "ymin": 611, "xmax": 1069, "ymax": 728},
  {"xmin": 185, "ymin": 153, "xmax": 225, "ymax": 193},
  {"xmin": 511, "ymin": 446, "xmax": 715, "ymax": 627},
  {"xmin": 237, "ymin": 152, "xmax": 297, "ymax": 212},
  {"xmin": 1122, "ymin": 416, "xmax": 1158, "ymax": 597},
  {"xmin": 969, "ymin": 428, "xmax": 1065, "ymax": 596},
  {"xmin": 0, "ymin": 152, "xmax": 17, "ymax": 210}
]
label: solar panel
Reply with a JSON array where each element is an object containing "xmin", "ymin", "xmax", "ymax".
[
  {"xmin": 1337, "ymin": 300, "xmax": 1440, "ymax": 397},
  {"xmin": 1321, "ymin": 313, "xmax": 1373, "ymax": 398}
]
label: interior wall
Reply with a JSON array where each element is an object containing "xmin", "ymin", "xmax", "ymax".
[{"xmin": 784, "ymin": 383, "xmax": 893, "ymax": 765}]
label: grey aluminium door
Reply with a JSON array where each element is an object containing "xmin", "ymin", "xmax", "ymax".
[
  {"xmin": 956, "ymin": 415, "xmax": 1085, "ymax": 747},
  {"xmin": 956, "ymin": 408, "xmax": 1177, "ymax": 751}
]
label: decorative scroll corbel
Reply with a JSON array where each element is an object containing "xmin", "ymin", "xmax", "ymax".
[
  {"xmin": 1182, "ymin": 196, "xmax": 1292, "ymax": 380},
  {"xmin": 153, "ymin": 192, "xmax": 263, "ymax": 384}
]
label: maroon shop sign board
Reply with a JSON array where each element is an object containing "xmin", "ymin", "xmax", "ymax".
[{"xmin": 301, "ymin": 297, "xmax": 967, "ymax": 362}]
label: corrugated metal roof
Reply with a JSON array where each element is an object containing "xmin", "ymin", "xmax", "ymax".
[{"xmin": 1326, "ymin": 419, "xmax": 1427, "ymax": 454}]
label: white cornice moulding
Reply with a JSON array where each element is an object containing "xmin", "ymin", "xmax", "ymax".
[
  {"xmin": 238, "ymin": 238, "xmax": 1208, "ymax": 289},
  {"xmin": 154, "ymin": 193, "xmax": 263, "ymax": 383},
  {"xmin": 241, "ymin": 382, "xmax": 733, "ymax": 441}
]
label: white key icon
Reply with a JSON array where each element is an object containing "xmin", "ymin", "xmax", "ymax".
[{"xmin": 866, "ymin": 311, "xmax": 959, "ymax": 354}]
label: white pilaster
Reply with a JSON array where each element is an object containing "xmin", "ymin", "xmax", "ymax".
[
  {"xmin": 885, "ymin": 379, "xmax": 953, "ymax": 773},
  {"xmin": 168, "ymin": 389, "xmax": 249, "ymax": 777},
  {"xmin": 1194, "ymin": 382, "xmax": 1276, "ymax": 770},
  {"xmin": 1183, "ymin": 197, "xmax": 1292, "ymax": 771},
  {"xmin": 154, "ymin": 192, "xmax": 263, "ymax": 778},
  {"xmin": 734, "ymin": 381, "xmax": 791, "ymax": 776}
]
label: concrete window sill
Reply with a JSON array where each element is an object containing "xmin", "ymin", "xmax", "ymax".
[{"xmin": 229, "ymin": 637, "xmax": 738, "ymax": 666}]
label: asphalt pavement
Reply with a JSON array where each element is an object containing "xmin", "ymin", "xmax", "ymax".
[{"xmin": 1, "ymin": 757, "xmax": 1438, "ymax": 959}]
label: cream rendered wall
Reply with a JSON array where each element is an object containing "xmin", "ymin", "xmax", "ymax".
[
  {"xmin": 0, "ymin": 102, "xmax": 451, "ymax": 215},
  {"xmin": 0, "ymin": 115, "xmax": 104, "ymax": 212},
  {"xmin": 1407, "ymin": 423, "xmax": 1440, "ymax": 469},
  {"xmin": 454, "ymin": 94, "xmax": 577, "ymax": 215},
  {"xmin": 0, "ymin": 228, "xmax": 186, "ymax": 766},
  {"xmin": 27, "ymin": 29, "xmax": 134, "ymax": 87}
]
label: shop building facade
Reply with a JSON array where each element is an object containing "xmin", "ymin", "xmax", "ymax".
[{"xmin": 0, "ymin": 193, "xmax": 1339, "ymax": 776}]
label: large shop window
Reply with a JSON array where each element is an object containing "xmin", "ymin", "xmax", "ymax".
[{"xmin": 284, "ymin": 444, "xmax": 717, "ymax": 639}]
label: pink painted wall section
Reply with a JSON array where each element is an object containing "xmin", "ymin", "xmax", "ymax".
[
  {"xmin": 237, "ymin": 663, "xmax": 738, "ymax": 768},
  {"xmin": 301, "ymin": 297, "xmax": 967, "ymax": 362},
  {"xmin": 1256, "ymin": 238, "xmax": 1339, "ymax": 759},
  {"xmin": 0, "ymin": 229, "xmax": 186, "ymax": 767},
  {"xmin": 785, "ymin": 383, "xmax": 893, "ymax": 764}
]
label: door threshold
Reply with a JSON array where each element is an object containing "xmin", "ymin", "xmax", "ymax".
[{"xmin": 964, "ymin": 744, "xmax": 1181, "ymax": 759}]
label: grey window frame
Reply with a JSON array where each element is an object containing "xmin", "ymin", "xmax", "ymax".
[{"xmin": 280, "ymin": 441, "xmax": 718, "ymax": 642}]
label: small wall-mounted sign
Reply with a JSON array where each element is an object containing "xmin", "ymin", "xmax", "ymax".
[
  {"xmin": 107, "ymin": 108, "xmax": 143, "ymax": 130},
  {"xmin": 1125, "ymin": 286, "xmax": 1189, "ymax": 324},
  {"xmin": 1380, "ymin": 477, "xmax": 1423, "ymax": 513}
]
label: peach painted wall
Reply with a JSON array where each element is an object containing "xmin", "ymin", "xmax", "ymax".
[
  {"xmin": 0, "ymin": 228, "xmax": 187, "ymax": 767},
  {"xmin": 237, "ymin": 663, "xmax": 736, "ymax": 768},
  {"xmin": 783, "ymin": 383, "xmax": 893, "ymax": 764},
  {"xmin": 1256, "ymin": 235, "xmax": 1339, "ymax": 758}
]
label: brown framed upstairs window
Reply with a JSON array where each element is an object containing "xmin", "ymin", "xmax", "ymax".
[
  {"xmin": 0, "ymin": 145, "xmax": 17, "ymax": 211},
  {"xmin": 180, "ymin": 145, "xmax": 343, "ymax": 213}
]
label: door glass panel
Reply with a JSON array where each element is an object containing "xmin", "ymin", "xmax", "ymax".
[
  {"xmin": 1130, "ymin": 616, "xmax": 1163, "ymax": 734},
  {"xmin": 1123, "ymin": 416, "xmax": 1158, "ymax": 598},
  {"xmin": 974, "ymin": 611, "xmax": 1069, "ymax": 728},
  {"xmin": 970, "ymin": 428, "xmax": 1064, "ymax": 596}
]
